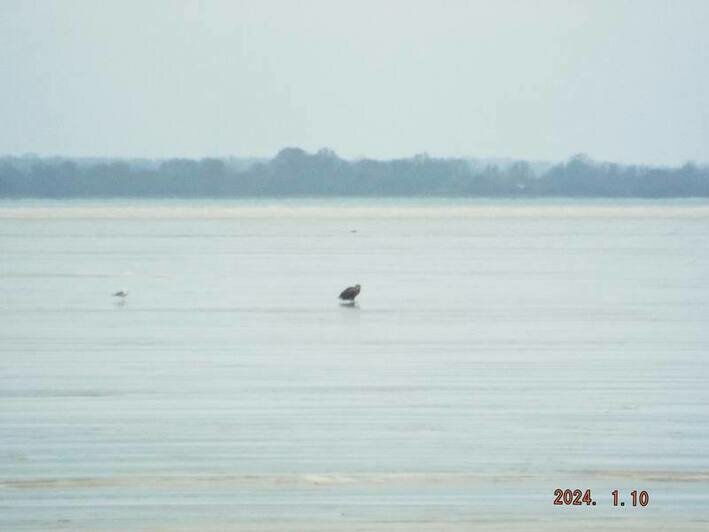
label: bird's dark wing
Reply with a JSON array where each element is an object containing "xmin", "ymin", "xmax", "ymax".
[{"xmin": 339, "ymin": 286, "xmax": 355, "ymax": 299}]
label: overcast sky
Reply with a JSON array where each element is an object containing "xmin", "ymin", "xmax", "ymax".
[{"xmin": 1, "ymin": 0, "xmax": 707, "ymax": 164}]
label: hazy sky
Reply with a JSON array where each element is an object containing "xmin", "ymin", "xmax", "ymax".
[{"xmin": 1, "ymin": 0, "xmax": 707, "ymax": 164}]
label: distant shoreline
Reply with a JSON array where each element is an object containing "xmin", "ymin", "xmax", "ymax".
[
  {"xmin": 2, "ymin": 198, "xmax": 708, "ymax": 223},
  {"xmin": 2, "ymin": 148, "xmax": 708, "ymax": 198}
]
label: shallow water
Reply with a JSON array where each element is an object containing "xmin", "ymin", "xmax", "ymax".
[{"xmin": 1, "ymin": 198, "xmax": 708, "ymax": 530}]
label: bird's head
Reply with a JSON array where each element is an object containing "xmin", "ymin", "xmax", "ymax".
[{"xmin": 355, "ymin": 284, "xmax": 361, "ymax": 290}]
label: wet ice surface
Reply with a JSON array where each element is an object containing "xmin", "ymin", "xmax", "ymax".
[{"xmin": 1, "ymin": 199, "xmax": 708, "ymax": 530}]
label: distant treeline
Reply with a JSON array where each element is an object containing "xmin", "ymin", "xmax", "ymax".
[{"xmin": 1, "ymin": 148, "xmax": 708, "ymax": 197}]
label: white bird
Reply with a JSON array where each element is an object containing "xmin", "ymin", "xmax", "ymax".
[{"xmin": 112, "ymin": 290, "xmax": 128, "ymax": 298}]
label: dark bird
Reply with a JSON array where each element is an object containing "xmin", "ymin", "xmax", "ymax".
[
  {"xmin": 112, "ymin": 290, "xmax": 128, "ymax": 298},
  {"xmin": 339, "ymin": 284, "xmax": 361, "ymax": 302}
]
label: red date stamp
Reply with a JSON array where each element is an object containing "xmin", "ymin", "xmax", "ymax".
[{"xmin": 554, "ymin": 489, "xmax": 650, "ymax": 507}]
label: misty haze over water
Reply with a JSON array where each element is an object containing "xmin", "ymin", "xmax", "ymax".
[{"xmin": 2, "ymin": 0, "xmax": 709, "ymax": 529}]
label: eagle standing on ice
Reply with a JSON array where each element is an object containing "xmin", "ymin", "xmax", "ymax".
[{"xmin": 338, "ymin": 284, "xmax": 361, "ymax": 302}]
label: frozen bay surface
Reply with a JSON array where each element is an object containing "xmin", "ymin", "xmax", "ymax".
[{"xmin": 1, "ymin": 198, "xmax": 708, "ymax": 530}]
